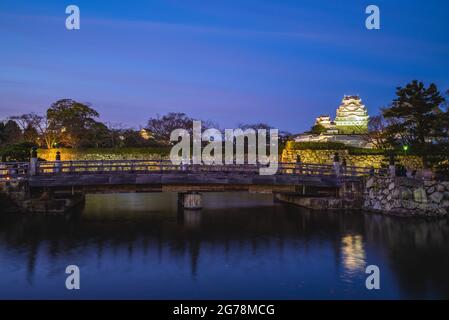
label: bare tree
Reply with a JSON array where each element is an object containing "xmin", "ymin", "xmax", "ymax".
[{"xmin": 10, "ymin": 113, "xmax": 58, "ymax": 149}]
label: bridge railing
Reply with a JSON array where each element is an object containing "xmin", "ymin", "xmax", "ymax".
[
  {"xmin": 0, "ymin": 162, "xmax": 30, "ymax": 179},
  {"xmin": 0, "ymin": 160, "xmax": 382, "ymax": 179},
  {"xmin": 36, "ymin": 160, "xmax": 282, "ymax": 175}
]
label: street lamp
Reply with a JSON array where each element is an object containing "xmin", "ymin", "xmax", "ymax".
[{"xmin": 403, "ymin": 145, "xmax": 409, "ymax": 156}]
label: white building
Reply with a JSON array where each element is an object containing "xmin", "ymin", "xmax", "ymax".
[{"xmin": 295, "ymin": 95, "xmax": 373, "ymax": 148}]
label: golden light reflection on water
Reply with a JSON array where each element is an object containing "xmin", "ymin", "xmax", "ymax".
[{"xmin": 341, "ymin": 234, "xmax": 366, "ymax": 280}]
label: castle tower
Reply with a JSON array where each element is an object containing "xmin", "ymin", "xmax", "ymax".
[
  {"xmin": 334, "ymin": 95, "xmax": 369, "ymax": 134},
  {"xmin": 314, "ymin": 115, "xmax": 332, "ymax": 128}
]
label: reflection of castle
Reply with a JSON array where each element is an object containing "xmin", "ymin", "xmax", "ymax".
[{"xmin": 295, "ymin": 95, "xmax": 372, "ymax": 148}]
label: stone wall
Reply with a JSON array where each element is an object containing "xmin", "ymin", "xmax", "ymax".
[
  {"xmin": 38, "ymin": 148, "xmax": 169, "ymax": 161},
  {"xmin": 363, "ymin": 176, "xmax": 449, "ymax": 217},
  {"xmin": 281, "ymin": 148, "xmax": 423, "ymax": 170},
  {"xmin": 1, "ymin": 180, "xmax": 85, "ymax": 214}
]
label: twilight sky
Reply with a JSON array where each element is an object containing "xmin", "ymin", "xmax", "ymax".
[{"xmin": 0, "ymin": 0, "xmax": 448, "ymax": 133}]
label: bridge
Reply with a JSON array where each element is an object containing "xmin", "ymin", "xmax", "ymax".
[{"xmin": 0, "ymin": 159, "xmax": 377, "ymax": 213}]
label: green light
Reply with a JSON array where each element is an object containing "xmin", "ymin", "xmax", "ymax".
[{"xmin": 403, "ymin": 145, "xmax": 409, "ymax": 151}]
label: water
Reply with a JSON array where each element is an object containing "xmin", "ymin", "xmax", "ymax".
[{"xmin": 1, "ymin": 192, "xmax": 449, "ymax": 299}]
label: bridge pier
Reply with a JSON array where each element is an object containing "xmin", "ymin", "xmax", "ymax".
[{"xmin": 178, "ymin": 192, "xmax": 202, "ymax": 210}]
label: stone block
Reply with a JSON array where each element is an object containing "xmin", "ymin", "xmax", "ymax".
[
  {"xmin": 424, "ymin": 180, "xmax": 436, "ymax": 187},
  {"xmin": 373, "ymin": 201, "xmax": 382, "ymax": 211},
  {"xmin": 413, "ymin": 188, "xmax": 427, "ymax": 203},
  {"xmin": 429, "ymin": 192, "xmax": 444, "ymax": 204},
  {"xmin": 426, "ymin": 203, "xmax": 440, "ymax": 215},
  {"xmin": 391, "ymin": 189, "xmax": 401, "ymax": 199},
  {"xmin": 366, "ymin": 178, "xmax": 375, "ymax": 189},
  {"xmin": 401, "ymin": 188, "xmax": 412, "ymax": 200},
  {"xmin": 418, "ymin": 203, "xmax": 428, "ymax": 211},
  {"xmin": 403, "ymin": 200, "xmax": 417, "ymax": 210}
]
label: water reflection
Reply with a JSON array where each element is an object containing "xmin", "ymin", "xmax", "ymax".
[
  {"xmin": 0, "ymin": 192, "xmax": 449, "ymax": 299},
  {"xmin": 181, "ymin": 210, "xmax": 202, "ymax": 228},
  {"xmin": 340, "ymin": 235, "xmax": 366, "ymax": 282}
]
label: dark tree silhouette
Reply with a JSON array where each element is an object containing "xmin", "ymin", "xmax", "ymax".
[{"xmin": 382, "ymin": 80, "xmax": 446, "ymax": 164}]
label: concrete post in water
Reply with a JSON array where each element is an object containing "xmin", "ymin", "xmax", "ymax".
[
  {"xmin": 333, "ymin": 152, "xmax": 341, "ymax": 177},
  {"xmin": 179, "ymin": 192, "xmax": 202, "ymax": 209},
  {"xmin": 54, "ymin": 151, "xmax": 62, "ymax": 173},
  {"xmin": 29, "ymin": 147, "xmax": 38, "ymax": 176}
]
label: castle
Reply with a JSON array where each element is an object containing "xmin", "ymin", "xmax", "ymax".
[
  {"xmin": 315, "ymin": 95, "xmax": 369, "ymax": 134},
  {"xmin": 294, "ymin": 95, "xmax": 372, "ymax": 148}
]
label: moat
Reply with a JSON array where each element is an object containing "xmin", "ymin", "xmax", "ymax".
[{"xmin": 1, "ymin": 192, "xmax": 449, "ymax": 299}]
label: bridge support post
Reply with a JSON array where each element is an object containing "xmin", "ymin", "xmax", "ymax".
[
  {"xmin": 54, "ymin": 151, "xmax": 62, "ymax": 173},
  {"xmin": 179, "ymin": 192, "xmax": 202, "ymax": 210},
  {"xmin": 29, "ymin": 147, "xmax": 38, "ymax": 176}
]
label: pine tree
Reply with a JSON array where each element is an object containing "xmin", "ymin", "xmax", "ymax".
[{"xmin": 382, "ymin": 80, "xmax": 446, "ymax": 165}]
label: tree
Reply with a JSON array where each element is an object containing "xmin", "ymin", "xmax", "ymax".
[
  {"xmin": 310, "ymin": 124, "xmax": 326, "ymax": 134},
  {"xmin": 0, "ymin": 120, "xmax": 22, "ymax": 146},
  {"xmin": 0, "ymin": 142, "xmax": 36, "ymax": 162},
  {"xmin": 358, "ymin": 114, "xmax": 389, "ymax": 149},
  {"xmin": 147, "ymin": 113, "xmax": 192, "ymax": 143},
  {"xmin": 382, "ymin": 81, "xmax": 446, "ymax": 163},
  {"xmin": 23, "ymin": 124, "xmax": 40, "ymax": 144},
  {"xmin": 0, "ymin": 122, "xmax": 7, "ymax": 146},
  {"xmin": 10, "ymin": 113, "xmax": 39, "ymax": 132},
  {"xmin": 105, "ymin": 122, "xmax": 127, "ymax": 148},
  {"xmin": 147, "ymin": 112, "xmax": 204, "ymax": 143},
  {"xmin": 121, "ymin": 129, "xmax": 147, "ymax": 147},
  {"xmin": 238, "ymin": 122, "xmax": 273, "ymax": 131},
  {"xmin": 237, "ymin": 122, "xmax": 292, "ymax": 138},
  {"xmin": 86, "ymin": 122, "xmax": 111, "ymax": 148},
  {"xmin": 10, "ymin": 113, "xmax": 41, "ymax": 144},
  {"xmin": 47, "ymin": 99, "xmax": 102, "ymax": 148},
  {"xmin": 236, "ymin": 122, "xmax": 290, "ymax": 154},
  {"xmin": 11, "ymin": 113, "xmax": 59, "ymax": 149}
]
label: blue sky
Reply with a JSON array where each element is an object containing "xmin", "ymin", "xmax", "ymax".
[{"xmin": 0, "ymin": 0, "xmax": 448, "ymax": 132}]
